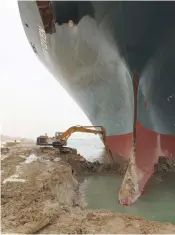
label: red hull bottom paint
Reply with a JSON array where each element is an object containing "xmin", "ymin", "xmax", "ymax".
[{"xmin": 107, "ymin": 122, "xmax": 175, "ymax": 198}]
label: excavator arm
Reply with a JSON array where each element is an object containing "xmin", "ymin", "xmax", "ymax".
[
  {"xmin": 57, "ymin": 125, "xmax": 106, "ymax": 144},
  {"xmin": 36, "ymin": 125, "xmax": 112, "ymax": 158},
  {"xmin": 36, "ymin": 125, "xmax": 107, "ymax": 148}
]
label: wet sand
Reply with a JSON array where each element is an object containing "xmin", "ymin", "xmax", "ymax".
[{"xmin": 1, "ymin": 143, "xmax": 175, "ymax": 234}]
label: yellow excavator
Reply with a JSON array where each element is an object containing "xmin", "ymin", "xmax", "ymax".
[{"xmin": 36, "ymin": 125, "xmax": 107, "ymax": 153}]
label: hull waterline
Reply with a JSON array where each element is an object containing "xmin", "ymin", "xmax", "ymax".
[{"xmin": 18, "ymin": 1, "xmax": 175, "ymax": 205}]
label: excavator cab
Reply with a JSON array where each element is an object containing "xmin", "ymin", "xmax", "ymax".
[
  {"xmin": 54, "ymin": 132, "xmax": 67, "ymax": 147},
  {"xmin": 55, "ymin": 132, "xmax": 60, "ymax": 137}
]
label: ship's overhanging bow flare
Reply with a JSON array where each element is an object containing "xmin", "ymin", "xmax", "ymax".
[{"xmin": 18, "ymin": 1, "xmax": 175, "ymax": 205}]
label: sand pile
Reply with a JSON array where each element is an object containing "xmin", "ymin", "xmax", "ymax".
[
  {"xmin": 39, "ymin": 209, "xmax": 175, "ymax": 234},
  {"xmin": 34, "ymin": 146, "xmax": 114, "ymax": 175},
  {"xmin": 1, "ymin": 153, "xmax": 85, "ymax": 234}
]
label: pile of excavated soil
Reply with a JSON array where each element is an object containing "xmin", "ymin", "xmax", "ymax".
[
  {"xmin": 40, "ymin": 209, "xmax": 175, "ymax": 234},
  {"xmin": 1, "ymin": 146, "xmax": 175, "ymax": 234},
  {"xmin": 1, "ymin": 147, "xmax": 38, "ymax": 180},
  {"xmin": 1, "ymin": 155, "xmax": 85, "ymax": 233},
  {"xmin": 32, "ymin": 146, "xmax": 118, "ymax": 176}
]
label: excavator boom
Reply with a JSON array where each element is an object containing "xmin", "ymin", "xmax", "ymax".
[{"xmin": 58, "ymin": 125, "xmax": 106, "ymax": 142}]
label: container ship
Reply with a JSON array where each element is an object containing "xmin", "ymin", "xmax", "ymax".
[{"xmin": 18, "ymin": 1, "xmax": 175, "ymax": 205}]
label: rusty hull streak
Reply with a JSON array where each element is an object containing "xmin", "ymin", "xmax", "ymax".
[{"xmin": 36, "ymin": 1, "xmax": 56, "ymax": 34}]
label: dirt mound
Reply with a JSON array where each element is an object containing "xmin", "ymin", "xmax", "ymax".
[
  {"xmin": 1, "ymin": 156, "xmax": 85, "ymax": 234},
  {"xmin": 40, "ymin": 210, "xmax": 175, "ymax": 234},
  {"xmin": 36, "ymin": 146, "xmax": 114, "ymax": 175}
]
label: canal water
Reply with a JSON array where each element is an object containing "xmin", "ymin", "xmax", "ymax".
[
  {"xmin": 68, "ymin": 136, "xmax": 175, "ymax": 224},
  {"xmin": 80, "ymin": 173, "xmax": 175, "ymax": 224}
]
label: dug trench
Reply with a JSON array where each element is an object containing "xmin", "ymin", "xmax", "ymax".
[{"xmin": 1, "ymin": 144, "xmax": 175, "ymax": 234}]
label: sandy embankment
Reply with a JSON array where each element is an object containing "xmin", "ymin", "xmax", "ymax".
[{"xmin": 1, "ymin": 143, "xmax": 175, "ymax": 234}]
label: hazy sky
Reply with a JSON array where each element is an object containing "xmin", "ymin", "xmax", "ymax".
[{"xmin": 1, "ymin": 0, "xmax": 91, "ymax": 139}]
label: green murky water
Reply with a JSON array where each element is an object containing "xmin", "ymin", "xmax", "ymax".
[
  {"xmin": 80, "ymin": 173, "xmax": 175, "ymax": 224},
  {"xmin": 68, "ymin": 137, "xmax": 175, "ymax": 224}
]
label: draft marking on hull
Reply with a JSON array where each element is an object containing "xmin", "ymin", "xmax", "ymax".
[{"xmin": 38, "ymin": 25, "xmax": 51, "ymax": 64}]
